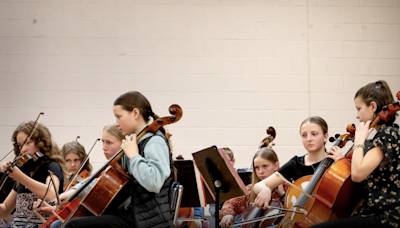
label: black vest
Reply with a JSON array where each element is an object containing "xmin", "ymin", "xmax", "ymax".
[{"xmin": 130, "ymin": 134, "xmax": 174, "ymax": 228}]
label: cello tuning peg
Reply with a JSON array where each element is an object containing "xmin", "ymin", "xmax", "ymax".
[
  {"xmin": 335, "ymin": 134, "xmax": 340, "ymax": 139},
  {"xmin": 329, "ymin": 137, "xmax": 335, "ymax": 143},
  {"xmin": 382, "ymin": 105, "xmax": 388, "ymax": 111}
]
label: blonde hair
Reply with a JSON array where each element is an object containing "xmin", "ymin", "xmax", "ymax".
[
  {"xmin": 223, "ymin": 147, "xmax": 234, "ymax": 161},
  {"xmin": 103, "ymin": 124, "xmax": 124, "ymax": 141},
  {"xmin": 248, "ymin": 147, "xmax": 279, "ymax": 204}
]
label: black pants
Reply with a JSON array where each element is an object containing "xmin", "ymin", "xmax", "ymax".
[
  {"xmin": 309, "ymin": 215, "xmax": 384, "ymax": 228},
  {"xmin": 64, "ymin": 213, "xmax": 135, "ymax": 228}
]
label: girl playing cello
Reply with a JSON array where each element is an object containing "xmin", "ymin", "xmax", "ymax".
[
  {"xmin": 311, "ymin": 80, "xmax": 399, "ymax": 228},
  {"xmin": 253, "ymin": 116, "xmax": 343, "ymax": 209},
  {"xmin": 219, "ymin": 147, "xmax": 288, "ymax": 228},
  {"xmin": 35, "ymin": 124, "xmax": 125, "ymax": 228},
  {"xmin": 64, "ymin": 91, "xmax": 174, "ymax": 228},
  {"xmin": 0, "ymin": 121, "xmax": 65, "ymax": 228}
]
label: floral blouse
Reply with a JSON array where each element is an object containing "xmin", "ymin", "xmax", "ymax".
[
  {"xmin": 355, "ymin": 124, "xmax": 400, "ymax": 227},
  {"xmin": 219, "ymin": 183, "xmax": 289, "ymax": 219}
]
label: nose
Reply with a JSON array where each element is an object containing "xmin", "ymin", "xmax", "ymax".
[
  {"xmin": 103, "ymin": 143, "xmax": 107, "ymax": 151},
  {"xmin": 20, "ymin": 144, "xmax": 28, "ymax": 153},
  {"xmin": 307, "ymin": 134, "xmax": 312, "ymax": 141},
  {"xmin": 356, "ymin": 112, "xmax": 360, "ymax": 119}
]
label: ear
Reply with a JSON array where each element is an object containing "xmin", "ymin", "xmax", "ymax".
[
  {"xmin": 274, "ymin": 161, "xmax": 280, "ymax": 171},
  {"xmin": 232, "ymin": 158, "xmax": 235, "ymax": 165},
  {"xmin": 324, "ymin": 133, "xmax": 329, "ymax": 143},
  {"xmin": 131, "ymin": 108, "xmax": 141, "ymax": 120},
  {"xmin": 370, "ymin": 101, "xmax": 378, "ymax": 113}
]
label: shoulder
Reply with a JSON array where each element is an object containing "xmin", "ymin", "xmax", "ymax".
[
  {"xmin": 375, "ymin": 125, "xmax": 399, "ymax": 138},
  {"xmin": 283, "ymin": 155, "xmax": 303, "ymax": 167},
  {"xmin": 45, "ymin": 160, "xmax": 62, "ymax": 170},
  {"xmin": 142, "ymin": 131, "xmax": 168, "ymax": 148},
  {"xmin": 372, "ymin": 125, "xmax": 399, "ymax": 147}
]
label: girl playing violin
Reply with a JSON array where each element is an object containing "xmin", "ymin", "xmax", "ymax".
[
  {"xmin": 61, "ymin": 141, "xmax": 93, "ymax": 190},
  {"xmin": 219, "ymin": 147, "xmax": 289, "ymax": 228},
  {"xmin": 0, "ymin": 121, "xmax": 65, "ymax": 228},
  {"xmin": 310, "ymin": 80, "xmax": 400, "ymax": 228},
  {"xmin": 64, "ymin": 91, "xmax": 174, "ymax": 228},
  {"xmin": 253, "ymin": 116, "xmax": 343, "ymax": 209}
]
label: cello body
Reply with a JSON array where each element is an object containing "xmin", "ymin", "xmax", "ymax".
[
  {"xmin": 241, "ymin": 199, "xmax": 283, "ymax": 228},
  {"xmin": 278, "ymin": 157, "xmax": 362, "ymax": 228},
  {"xmin": 60, "ymin": 162, "xmax": 131, "ymax": 227}
]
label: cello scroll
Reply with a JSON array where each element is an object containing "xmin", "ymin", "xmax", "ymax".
[{"xmin": 258, "ymin": 127, "xmax": 276, "ymax": 149}]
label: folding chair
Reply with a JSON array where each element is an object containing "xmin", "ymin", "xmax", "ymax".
[{"xmin": 170, "ymin": 182, "xmax": 210, "ymax": 228}]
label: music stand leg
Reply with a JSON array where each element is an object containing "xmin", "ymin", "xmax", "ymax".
[{"xmin": 215, "ymin": 186, "xmax": 220, "ymax": 228}]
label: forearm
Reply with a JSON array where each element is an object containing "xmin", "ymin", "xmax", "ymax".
[
  {"xmin": 0, "ymin": 204, "xmax": 11, "ymax": 218},
  {"xmin": 351, "ymin": 144, "xmax": 365, "ymax": 182},
  {"xmin": 254, "ymin": 182, "xmax": 269, "ymax": 195},
  {"xmin": 0, "ymin": 191, "xmax": 16, "ymax": 218},
  {"xmin": 17, "ymin": 173, "xmax": 58, "ymax": 200},
  {"xmin": 351, "ymin": 140, "xmax": 383, "ymax": 182}
]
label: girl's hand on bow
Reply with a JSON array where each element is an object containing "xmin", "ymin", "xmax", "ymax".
[
  {"xmin": 1, "ymin": 161, "xmax": 12, "ymax": 173},
  {"xmin": 33, "ymin": 199, "xmax": 56, "ymax": 215},
  {"xmin": 253, "ymin": 187, "xmax": 272, "ymax": 210},
  {"xmin": 121, "ymin": 135, "xmax": 139, "ymax": 159},
  {"xmin": 219, "ymin": 214, "xmax": 234, "ymax": 228}
]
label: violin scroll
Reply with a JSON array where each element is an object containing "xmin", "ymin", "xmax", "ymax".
[{"xmin": 259, "ymin": 127, "xmax": 276, "ymax": 149}]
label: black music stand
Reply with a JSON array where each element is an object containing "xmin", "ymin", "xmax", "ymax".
[
  {"xmin": 173, "ymin": 159, "xmax": 206, "ymax": 207},
  {"xmin": 193, "ymin": 146, "xmax": 248, "ymax": 228}
]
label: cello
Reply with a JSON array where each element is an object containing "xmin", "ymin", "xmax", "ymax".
[
  {"xmin": 276, "ymin": 91, "xmax": 400, "ymax": 228},
  {"xmin": 276, "ymin": 123, "xmax": 356, "ymax": 228},
  {"xmin": 46, "ymin": 104, "xmax": 182, "ymax": 228},
  {"xmin": 228, "ymin": 127, "xmax": 284, "ymax": 228}
]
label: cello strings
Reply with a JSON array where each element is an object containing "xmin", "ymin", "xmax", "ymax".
[{"xmin": 228, "ymin": 213, "xmax": 285, "ymax": 227}]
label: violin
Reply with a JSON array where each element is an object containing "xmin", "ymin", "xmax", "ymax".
[
  {"xmin": 63, "ymin": 169, "xmax": 91, "ymax": 191},
  {"xmin": 43, "ymin": 104, "xmax": 182, "ymax": 228},
  {"xmin": 0, "ymin": 113, "xmax": 46, "ymax": 191},
  {"xmin": 63, "ymin": 138, "xmax": 99, "ymax": 191}
]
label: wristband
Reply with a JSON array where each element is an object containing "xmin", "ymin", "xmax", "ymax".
[{"xmin": 352, "ymin": 143, "xmax": 365, "ymax": 150}]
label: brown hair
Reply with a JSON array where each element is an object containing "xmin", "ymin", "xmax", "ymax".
[
  {"xmin": 355, "ymin": 80, "xmax": 396, "ymax": 124},
  {"xmin": 61, "ymin": 141, "xmax": 93, "ymax": 173},
  {"xmin": 300, "ymin": 116, "xmax": 328, "ymax": 135},
  {"xmin": 222, "ymin": 147, "xmax": 234, "ymax": 161},
  {"xmin": 249, "ymin": 147, "xmax": 279, "ymax": 204},
  {"xmin": 114, "ymin": 91, "xmax": 166, "ymax": 135},
  {"xmin": 103, "ymin": 124, "xmax": 124, "ymax": 141},
  {"xmin": 12, "ymin": 121, "xmax": 67, "ymax": 177}
]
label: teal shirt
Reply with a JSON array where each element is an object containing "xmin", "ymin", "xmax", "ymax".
[{"xmin": 120, "ymin": 125, "xmax": 171, "ymax": 193}]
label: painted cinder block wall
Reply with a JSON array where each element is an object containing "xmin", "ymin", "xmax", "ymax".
[{"xmin": 0, "ymin": 0, "xmax": 399, "ymax": 172}]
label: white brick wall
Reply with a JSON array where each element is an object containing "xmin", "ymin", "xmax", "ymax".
[{"xmin": 0, "ymin": 0, "xmax": 399, "ymax": 174}]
